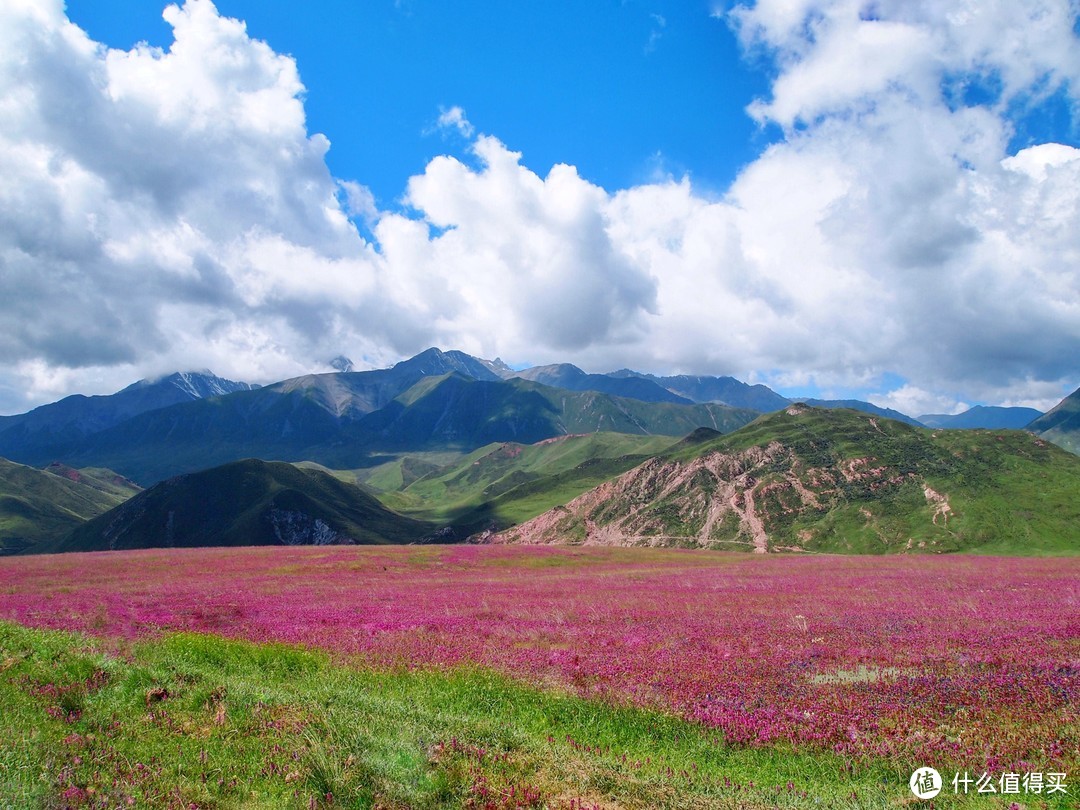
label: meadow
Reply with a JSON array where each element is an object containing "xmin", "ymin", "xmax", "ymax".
[{"xmin": 0, "ymin": 546, "xmax": 1076, "ymax": 808}]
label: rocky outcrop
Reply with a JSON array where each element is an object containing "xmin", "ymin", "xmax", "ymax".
[
  {"xmin": 268, "ymin": 508, "xmax": 342, "ymax": 546},
  {"xmin": 494, "ymin": 440, "xmax": 942, "ymax": 552}
]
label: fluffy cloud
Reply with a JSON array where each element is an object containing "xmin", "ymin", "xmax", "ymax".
[
  {"xmin": 393, "ymin": 135, "xmax": 657, "ymax": 354},
  {"xmin": 1, "ymin": 0, "xmax": 1078, "ymax": 414},
  {"xmin": 0, "ymin": 0, "xmax": 379, "ymax": 404}
]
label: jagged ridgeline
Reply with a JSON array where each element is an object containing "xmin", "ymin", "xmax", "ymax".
[
  {"xmin": 497, "ymin": 405, "xmax": 1080, "ymax": 554},
  {"xmin": 55, "ymin": 459, "xmax": 432, "ymax": 553}
]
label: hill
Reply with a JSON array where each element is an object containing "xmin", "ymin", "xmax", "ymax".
[
  {"xmin": 56, "ymin": 459, "xmax": 432, "ymax": 553},
  {"xmin": 495, "ymin": 405, "xmax": 1080, "ymax": 554},
  {"xmin": 0, "ymin": 459, "xmax": 140, "ymax": 554},
  {"xmin": 919, "ymin": 405, "xmax": 1043, "ymax": 430},
  {"xmin": 365, "ymin": 432, "xmax": 679, "ymax": 533},
  {"xmin": 1027, "ymin": 386, "xmax": 1080, "ymax": 455}
]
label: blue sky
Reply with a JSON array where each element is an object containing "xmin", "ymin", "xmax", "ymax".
[
  {"xmin": 65, "ymin": 1, "xmax": 774, "ymax": 207},
  {"xmin": 1, "ymin": 0, "xmax": 1079, "ymax": 417}
]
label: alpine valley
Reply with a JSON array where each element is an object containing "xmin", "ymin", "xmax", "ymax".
[{"xmin": 1, "ymin": 348, "xmax": 1077, "ymax": 555}]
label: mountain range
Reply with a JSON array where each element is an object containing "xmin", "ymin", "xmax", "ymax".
[
  {"xmin": 0, "ymin": 349, "xmax": 1067, "ymax": 487},
  {"xmin": 0, "ymin": 349, "xmax": 1076, "ymax": 555}
]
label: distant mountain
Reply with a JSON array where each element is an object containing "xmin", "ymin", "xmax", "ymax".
[
  {"xmin": 390, "ymin": 347, "xmax": 510, "ymax": 382},
  {"xmin": 495, "ymin": 405, "xmax": 1080, "ymax": 555},
  {"xmin": 919, "ymin": 406, "xmax": 1044, "ymax": 430},
  {"xmin": 0, "ymin": 371, "xmax": 254, "ymax": 465},
  {"xmin": 610, "ymin": 372, "xmax": 929, "ymax": 425},
  {"xmin": 0, "ymin": 458, "xmax": 140, "ymax": 554},
  {"xmin": 265, "ymin": 347, "xmax": 511, "ymax": 420},
  {"xmin": 55, "ymin": 459, "xmax": 432, "ymax": 553},
  {"xmin": 348, "ymin": 373, "xmax": 758, "ymax": 454},
  {"xmin": 801, "ymin": 399, "xmax": 923, "ymax": 426},
  {"xmin": 608, "ymin": 370, "xmax": 790, "ymax": 412},
  {"xmin": 512, "ymin": 364, "xmax": 692, "ymax": 404},
  {"xmin": 0, "ymin": 349, "xmax": 520, "ymax": 471},
  {"xmin": 1027, "ymin": 387, "xmax": 1080, "ymax": 455},
  {"xmin": 0, "ymin": 349, "xmax": 512, "ymax": 477}
]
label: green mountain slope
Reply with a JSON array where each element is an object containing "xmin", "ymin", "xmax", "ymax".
[
  {"xmin": 1027, "ymin": 386, "xmax": 1080, "ymax": 455},
  {"xmin": 350, "ymin": 374, "xmax": 758, "ymax": 453},
  {"xmin": 55, "ymin": 459, "xmax": 433, "ymax": 553},
  {"xmin": 0, "ymin": 459, "xmax": 140, "ymax": 554},
  {"xmin": 497, "ymin": 405, "xmax": 1080, "ymax": 554},
  {"xmin": 368, "ymin": 432, "xmax": 679, "ymax": 532}
]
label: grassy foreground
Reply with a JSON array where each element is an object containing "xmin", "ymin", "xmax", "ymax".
[{"xmin": 1, "ymin": 621, "xmax": 1068, "ymax": 809}]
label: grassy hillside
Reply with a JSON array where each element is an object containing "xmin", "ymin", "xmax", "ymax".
[
  {"xmin": 500, "ymin": 405, "xmax": 1080, "ymax": 554},
  {"xmin": 367, "ymin": 433, "xmax": 679, "ymax": 532},
  {"xmin": 56, "ymin": 459, "xmax": 432, "ymax": 553},
  {"xmin": 0, "ymin": 459, "xmax": 140, "ymax": 554}
]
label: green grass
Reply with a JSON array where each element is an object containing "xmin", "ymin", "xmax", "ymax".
[
  {"xmin": 368, "ymin": 434, "xmax": 679, "ymax": 530},
  {"xmin": 0, "ymin": 459, "xmax": 139, "ymax": 554},
  {"xmin": 2, "ymin": 620, "xmax": 1054, "ymax": 809}
]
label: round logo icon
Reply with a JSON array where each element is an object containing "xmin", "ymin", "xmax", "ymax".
[{"xmin": 909, "ymin": 767, "xmax": 943, "ymax": 799}]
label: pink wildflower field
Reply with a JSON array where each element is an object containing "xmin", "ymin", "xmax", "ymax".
[{"xmin": 1, "ymin": 546, "xmax": 1076, "ymax": 773}]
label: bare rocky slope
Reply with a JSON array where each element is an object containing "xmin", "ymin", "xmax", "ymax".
[{"xmin": 493, "ymin": 405, "xmax": 1080, "ymax": 554}]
